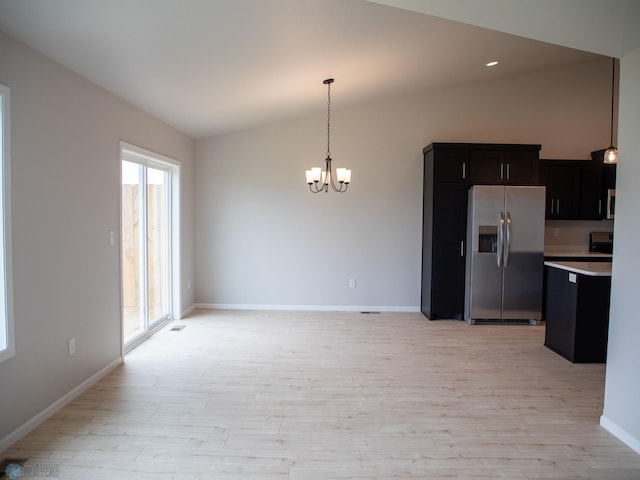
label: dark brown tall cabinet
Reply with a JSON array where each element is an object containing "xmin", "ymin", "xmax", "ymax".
[{"xmin": 421, "ymin": 143, "xmax": 541, "ymax": 320}]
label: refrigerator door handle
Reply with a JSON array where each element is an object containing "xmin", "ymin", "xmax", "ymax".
[
  {"xmin": 504, "ymin": 212, "xmax": 512, "ymax": 267},
  {"xmin": 497, "ymin": 212, "xmax": 504, "ymax": 268}
]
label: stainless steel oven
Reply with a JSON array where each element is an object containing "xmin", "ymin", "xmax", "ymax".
[{"xmin": 590, "ymin": 231, "xmax": 613, "ymax": 254}]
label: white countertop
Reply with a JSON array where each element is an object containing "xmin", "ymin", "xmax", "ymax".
[
  {"xmin": 544, "ymin": 245, "xmax": 612, "ymax": 258},
  {"xmin": 544, "ymin": 261, "xmax": 612, "ymax": 276},
  {"xmin": 544, "ymin": 250, "xmax": 612, "ymax": 258}
]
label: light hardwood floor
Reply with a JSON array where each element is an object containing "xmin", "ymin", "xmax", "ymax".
[{"xmin": 2, "ymin": 309, "xmax": 640, "ymax": 479}]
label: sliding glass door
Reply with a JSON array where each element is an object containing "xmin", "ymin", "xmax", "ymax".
[
  {"xmin": 146, "ymin": 166, "xmax": 169, "ymax": 325},
  {"xmin": 121, "ymin": 157, "xmax": 172, "ymax": 346}
]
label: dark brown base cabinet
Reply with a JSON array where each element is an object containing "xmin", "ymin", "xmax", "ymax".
[
  {"xmin": 421, "ymin": 143, "xmax": 541, "ymax": 320},
  {"xmin": 544, "ymin": 266, "xmax": 611, "ymax": 363},
  {"xmin": 541, "ymin": 255, "xmax": 611, "ymax": 321}
]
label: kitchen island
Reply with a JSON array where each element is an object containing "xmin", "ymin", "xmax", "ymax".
[{"xmin": 543, "ymin": 261, "xmax": 612, "ymax": 363}]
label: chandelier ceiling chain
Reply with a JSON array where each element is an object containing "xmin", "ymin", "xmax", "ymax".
[
  {"xmin": 305, "ymin": 78, "xmax": 351, "ymax": 193},
  {"xmin": 326, "ymin": 78, "xmax": 331, "ymax": 159}
]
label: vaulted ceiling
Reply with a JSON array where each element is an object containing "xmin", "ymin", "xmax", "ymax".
[{"xmin": 0, "ymin": 0, "xmax": 615, "ymax": 139}]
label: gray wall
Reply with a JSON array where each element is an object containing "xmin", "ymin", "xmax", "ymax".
[
  {"xmin": 0, "ymin": 31, "xmax": 195, "ymax": 442},
  {"xmin": 195, "ymin": 58, "xmax": 613, "ymax": 310},
  {"xmin": 601, "ymin": 45, "xmax": 640, "ymax": 453}
]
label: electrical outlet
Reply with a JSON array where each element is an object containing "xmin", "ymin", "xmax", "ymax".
[
  {"xmin": 553, "ymin": 228, "xmax": 560, "ymax": 238},
  {"xmin": 349, "ymin": 278, "xmax": 356, "ymax": 288},
  {"xmin": 187, "ymin": 280, "xmax": 191, "ymax": 289},
  {"xmin": 68, "ymin": 338, "xmax": 75, "ymax": 355}
]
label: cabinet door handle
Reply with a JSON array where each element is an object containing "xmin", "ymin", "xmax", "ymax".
[
  {"xmin": 462, "ymin": 162, "xmax": 466, "ymax": 179},
  {"xmin": 506, "ymin": 163, "xmax": 510, "ymax": 180},
  {"xmin": 551, "ymin": 199, "xmax": 555, "ymax": 214},
  {"xmin": 557, "ymin": 199, "xmax": 560, "ymax": 214},
  {"xmin": 500, "ymin": 163, "xmax": 504, "ymax": 179},
  {"xmin": 599, "ymin": 199, "xmax": 602, "ymax": 215},
  {"xmin": 460, "ymin": 240, "xmax": 464, "ymax": 257}
]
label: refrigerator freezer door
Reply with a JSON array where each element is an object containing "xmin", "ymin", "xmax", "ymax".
[
  {"xmin": 466, "ymin": 186, "xmax": 505, "ymax": 321},
  {"xmin": 502, "ymin": 186, "xmax": 546, "ymax": 321}
]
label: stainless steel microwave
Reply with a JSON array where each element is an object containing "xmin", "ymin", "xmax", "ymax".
[{"xmin": 607, "ymin": 188, "xmax": 615, "ymax": 219}]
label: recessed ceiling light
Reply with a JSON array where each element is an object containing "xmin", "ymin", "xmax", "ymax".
[{"xmin": 486, "ymin": 61, "xmax": 499, "ymax": 67}]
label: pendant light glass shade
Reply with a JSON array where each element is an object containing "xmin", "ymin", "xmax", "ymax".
[{"xmin": 603, "ymin": 146, "xmax": 618, "ymax": 164}]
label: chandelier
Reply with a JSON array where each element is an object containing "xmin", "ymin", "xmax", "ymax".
[{"xmin": 305, "ymin": 78, "xmax": 351, "ymax": 193}]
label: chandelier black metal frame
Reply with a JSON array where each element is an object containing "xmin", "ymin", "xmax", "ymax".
[{"xmin": 305, "ymin": 78, "xmax": 351, "ymax": 193}]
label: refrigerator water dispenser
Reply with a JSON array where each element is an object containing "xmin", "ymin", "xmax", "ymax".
[{"xmin": 478, "ymin": 226, "xmax": 498, "ymax": 253}]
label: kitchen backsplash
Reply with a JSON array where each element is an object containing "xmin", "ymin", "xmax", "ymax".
[{"xmin": 545, "ymin": 219, "xmax": 614, "ymax": 248}]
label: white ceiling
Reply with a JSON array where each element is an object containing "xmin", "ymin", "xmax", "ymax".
[
  {"xmin": 0, "ymin": 0, "xmax": 605, "ymax": 139},
  {"xmin": 372, "ymin": 0, "xmax": 640, "ymax": 59}
]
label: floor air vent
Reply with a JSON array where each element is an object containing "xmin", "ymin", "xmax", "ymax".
[
  {"xmin": 360, "ymin": 311, "xmax": 380, "ymax": 314},
  {"xmin": 169, "ymin": 325, "xmax": 186, "ymax": 331}
]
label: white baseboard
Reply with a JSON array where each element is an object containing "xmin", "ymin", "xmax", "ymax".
[
  {"xmin": 600, "ymin": 414, "xmax": 640, "ymax": 454},
  {"xmin": 181, "ymin": 304, "xmax": 197, "ymax": 318},
  {"xmin": 0, "ymin": 356, "xmax": 123, "ymax": 453},
  {"xmin": 194, "ymin": 303, "xmax": 420, "ymax": 313}
]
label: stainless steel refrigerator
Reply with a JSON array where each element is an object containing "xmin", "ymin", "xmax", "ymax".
[{"xmin": 464, "ymin": 185, "xmax": 545, "ymax": 325}]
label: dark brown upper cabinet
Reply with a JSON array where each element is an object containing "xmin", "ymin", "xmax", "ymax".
[
  {"xmin": 540, "ymin": 158, "xmax": 616, "ymax": 221},
  {"xmin": 469, "ymin": 147, "xmax": 540, "ymax": 185}
]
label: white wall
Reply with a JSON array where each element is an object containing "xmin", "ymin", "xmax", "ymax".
[
  {"xmin": 195, "ymin": 58, "xmax": 613, "ymax": 310},
  {"xmin": 601, "ymin": 46, "xmax": 640, "ymax": 453},
  {"xmin": 0, "ymin": 31, "xmax": 195, "ymax": 443}
]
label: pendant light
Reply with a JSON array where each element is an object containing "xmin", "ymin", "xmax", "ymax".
[
  {"xmin": 603, "ymin": 57, "xmax": 618, "ymax": 164},
  {"xmin": 305, "ymin": 78, "xmax": 351, "ymax": 193}
]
